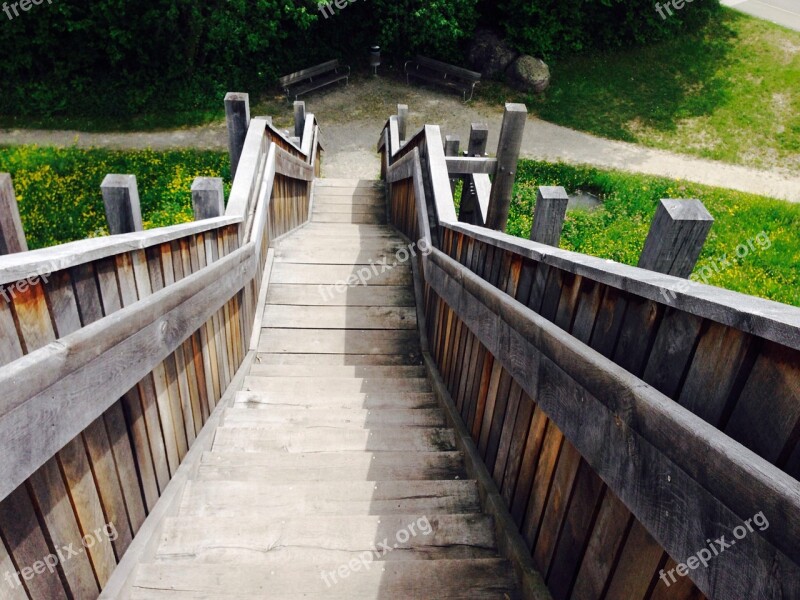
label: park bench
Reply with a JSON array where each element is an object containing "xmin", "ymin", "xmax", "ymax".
[
  {"xmin": 404, "ymin": 55, "xmax": 481, "ymax": 101},
  {"xmin": 279, "ymin": 59, "xmax": 350, "ymax": 101}
]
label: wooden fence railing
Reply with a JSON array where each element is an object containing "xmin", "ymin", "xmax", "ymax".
[
  {"xmin": 0, "ymin": 102, "xmax": 322, "ymax": 599},
  {"xmin": 380, "ymin": 117, "xmax": 800, "ymax": 600}
]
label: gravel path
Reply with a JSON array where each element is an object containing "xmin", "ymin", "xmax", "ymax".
[{"xmin": 2, "ymin": 78, "xmax": 798, "ymax": 203}]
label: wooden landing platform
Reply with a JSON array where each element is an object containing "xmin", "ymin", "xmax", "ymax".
[{"xmin": 127, "ymin": 179, "xmax": 521, "ymax": 598}]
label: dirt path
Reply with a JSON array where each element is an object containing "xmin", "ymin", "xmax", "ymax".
[{"xmin": 2, "ymin": 78, "xmax": 799, "ymax": 203}]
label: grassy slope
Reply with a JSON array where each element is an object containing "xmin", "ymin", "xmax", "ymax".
[
  {"xmin": 508, "ymin": 160, "xmax": 800, "ymax": 307},
  {"xmin": 0, "ymin": 146, "xmax": 230, "ymax": 250},
  {"xmin": 498, "ymin": 9, "xmax": 800, "ymax": 175}
]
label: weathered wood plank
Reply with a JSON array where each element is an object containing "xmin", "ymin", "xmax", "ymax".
[
  {"xmin": 242, "ymin": 376, "xmax": 430, "ymax": 394},
  {"xmin": 130, "ymin": 559, "xmax": 515, "ymax": 598},
  {"xmin": 257, "ymin": 328, "xmax": 420, "ymax": 355},
  {"xmin": 0, "ymin": 488, "xmax": 69, "ymax": 598},
  {"xmin": 155, "ymin": 514, "xmax": 496, "ymax": 564},
  {"xmin": 212, "ymin": 425, "xmax": 455, "ymax": 453},
  {"xmin": 263, "ymin": 305, "xmax": 417, "ymax": 329},
  {"xmin": 221, "ymin": 407, "xmax": 445, "ymax": 428},
  {"xmin": 235, "ymin": 390, "xmax": 438, "ymax": 410},
  {"xmin": 178, "ymin": 480, "xmax": 481, "ymax": 517},
  {"xmin": 198, "ymin": 451, "xmax": 467, "ymax": 482}
]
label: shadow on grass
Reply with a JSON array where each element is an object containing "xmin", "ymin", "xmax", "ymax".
[{"xmin": 529, "ymin": 13, "xmax": 740, "ymax": 142}]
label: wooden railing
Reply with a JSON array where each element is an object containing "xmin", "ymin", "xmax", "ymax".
[
  {"xmin": 0, "ymin": 106, "xmax": 322, "ymax": 599},
  {"xmin": 380, "ymin": 119, "xmax": 800, "ymax": 600}
]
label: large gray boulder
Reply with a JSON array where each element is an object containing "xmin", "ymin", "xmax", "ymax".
[
  {"xmin": 507, "ymin": 55, "xmax": 551, "ymax": 93},
  {"xmin": 468, "ymin": 29, "xmax": 517, "ymax": 79}
]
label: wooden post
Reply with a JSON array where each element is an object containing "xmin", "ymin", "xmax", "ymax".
[
  {"xmin": 224, "ymin": 92, "xmax": 251, "ymax": 179},
  {"xmin": 191, "ymin": 177, "xmax": 225, "ymax": 221},
  {"xmin": 530, "ymin": 186, "xmax": 569, "ymax": 247},
  {"xmin": 444, "ymin": 136, "xmax": 461, "ymax": 196},
  {"xmin": 397, "ymin": 104, "xmax": 408, "ymax": 141},
  {"xmin": 458, "ymin": 124, "xmax": 489, "ymax": 223},
  {"xmin": 101, "ymin": 175, "xmax": 143, "ymax": 235},
  {"xmin": 0, "ymin": 174, "xmax": 27, "ymax": 255},
  {"xmin": 486, "ymin": 103, "xmax": 527, "ymax": 231},
  {"xmin": 638, "ymin": 199, "xmax": 714, "ymax": 278},
  {"xmin": 467, "ymin": 123, "xmax": 489, "ymax": 157},
  {"xmin": 293, "ymin": 101, "xmax": 306, "ymax": 139}
]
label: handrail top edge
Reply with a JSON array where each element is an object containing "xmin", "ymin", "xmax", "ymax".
[
  {"xmin": 444, "ymin": 219, "xmax": 800, "ymax": 350},
  {"xmin": 0, "ymin": 216, "xmax": 242, "ymax": 286}
]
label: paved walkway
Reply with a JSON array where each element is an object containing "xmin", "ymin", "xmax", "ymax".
[
  {"xmin": 2, "ymin": 80, "xmax": 799, "ymax": 203},
  {"xmin": 721, "ymin": 0, "xmax": 800, "ymax": 32}
]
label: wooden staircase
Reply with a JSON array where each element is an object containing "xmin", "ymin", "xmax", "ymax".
[{"xmin": 129, "ymin": 179, "xmax": 520, "ymax": 598}]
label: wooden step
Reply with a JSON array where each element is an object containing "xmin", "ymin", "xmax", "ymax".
[
  {"xmin": 274, "ymin": 246, "xmax": 408, "ymax": 264},
  {"xmin": 212, "ymin": 426, "xmax": 455, "ymax": 453},
  {"xmin": 274, "ymin": 237, "xmax": 407, "ymax": 253},
  {"xmin": 196, "ymin": 451, "xmax": 467, "ymax": 481},
  {"xmin": 242, "ymin": 376, "xmax": 431, "ymax": 395},
  {"xmin": 314, "ymin": 196, "xmax": 384, "ymax": 206},
  {"xmin": 256, "ymin": 329, "xmax": 420, "ymax": 355},
  {"xmin": 154, "ymin": 514, "xmax": 497, "ymax": 564},
  {"xmin": 267, "ymin": 285, "xmax": 415, "ymax": 307},
  {"xmin": 270, "ymin": 263, "xmax": 412, "ymax": 286},
  {"xmin": 314, "ymin": 188, "xmax": 384, "ymax": 197},
  {"xmin": 131, "ymin": 559, "xmax": 518, "ymax": 598},
  {"xmin": 221, "ymin": 407, "xmax": 446, "ymax": 428},
  {"xmin": 263, "ymin": 305, "xmax": 417, "ymax": 330},
  {"xmin": 316, "ymin": 178, "xmax": 383, "ymax": 188},
  {"xmin": 249, "ymin": 364, "xmax": 426, "ymax": 378},
  {"xmin": 234, "ymin": 390, "xmax": 438, "ymax": 410},
  {"xmin": 255, "ymin": 353, "xmax": 422, "ymax": 366},
  {"xmin": 296, "ymin": 224, "xmax": 395, "ymax": 237},
  {"xmin": 313, "ymin": 204, "xmax": 385, "ymax": 214},
  {"xmin": 179, "ymin": 480, "xmax": 481, "ymax": 517},
  {"xmin": 313, "ymin": 212, "xmax": 386, "ymax": 225}
]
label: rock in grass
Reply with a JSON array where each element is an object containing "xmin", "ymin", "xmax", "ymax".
[
  {"xmin": 507, "ymin": 55, "xmax": 551, "ymax": 94},
  {"xmin": 468, "ymin": 29, "xmax": 518, "ymax": 79}
]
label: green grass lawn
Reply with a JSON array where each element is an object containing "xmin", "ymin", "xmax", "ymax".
[
  {"xmin": 0, "ymin": 146, "xmax": 230, "ymax": 249},
  {"xmin": 484, "ymin": 8, "xmax": 800, "ymax": 176},
  {"xmin": 507, "ymin": 160, "xmax": 800, "ymax": 307}
]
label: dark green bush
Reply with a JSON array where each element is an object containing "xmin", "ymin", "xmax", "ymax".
[
  {"xmin": 0, "ymin": 0, "xmax": 477, "ymax": 121},
  {"xmin": 490, "ymin": 0, "xmax": 721, "ymax": 59}
]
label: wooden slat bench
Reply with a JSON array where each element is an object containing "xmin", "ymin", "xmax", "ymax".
[
  {"xmin": 279, "ymin": 59, "xmax": 350, "ymax": 101},
  {"xmin": 404, "ymin": 56, "xmax": 481, "ymax": 101}
]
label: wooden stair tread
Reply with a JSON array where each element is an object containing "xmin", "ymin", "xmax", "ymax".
[
  {"xmin": 248, "ymin": 364, "xmax": 426, "ymax": 378},
  {"xmin": 154, "ymin": 514, "xmax": 497, "ymax": 564},
  {"xmin": 178, "ymin": 480, "xmax": 482, "ymax": 517},
  {"xmin": 131, "ymin": 558, "xmax": 518, "ymax": 599},
  {"xmin": 255, "ymin": 352, "xmax": 422, "ymax": 366},
  {"xmin": 212, "ymin": 425, "xmax": 456, "ymax": 453},
  {"xmin": 196, "ymin": 451, "xmax": 467, "ymax": 481},
  {"xmin": 221, "ymin": 406, "xmax": 447, "ymax": 428},
  {"xmin": 234, "ymin": 390, "xmax": 439, "ymax": 410},
  {"xmin": 263, "ymin": 305, "xmax": 418, "ymax": 329}
]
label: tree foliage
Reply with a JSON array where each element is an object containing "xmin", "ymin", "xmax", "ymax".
[{"xmin": 0, "ymin": 0, "xmax": 716, "ymax": 119}]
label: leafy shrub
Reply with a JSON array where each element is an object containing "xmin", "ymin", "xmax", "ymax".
[
  {"xmin": 0, "ymin": 0, "xmax": 477, "ymax": 121},
  {"xmin": 491, "ymin": 0, "xmax": 721, "ymax": 59}
]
